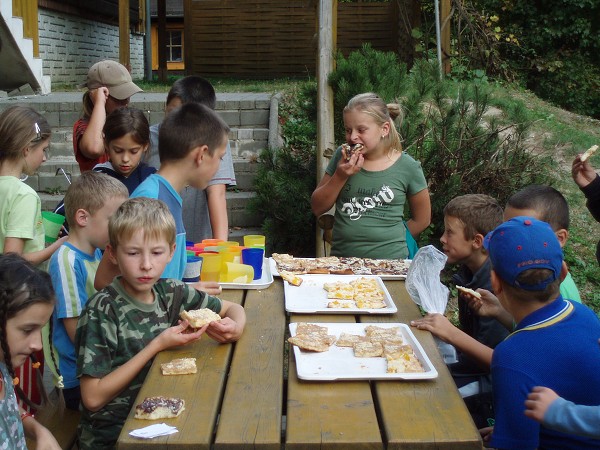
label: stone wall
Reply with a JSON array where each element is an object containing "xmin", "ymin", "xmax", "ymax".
[{"xmin": 38, "ymin": 8, "xmax": 144, "ymax": 87}]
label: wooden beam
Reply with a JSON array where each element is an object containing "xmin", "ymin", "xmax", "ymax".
[
  {"xmin": 441, "ymin": 0, "xmax": 451, "ymax": 74},
  {"xmin": 157, "ymin": 0, "xmax": 168, "ymax": 82},
  {"xmin": 315, "ymin": 0, "xmax": 337, "ymax": 257},
  {"xmin": 119, "ymin": 0, "xmax": 130, "ymax": 69},
  {"xmin": 184, "ymin": 0, "xmax": 192, "ymax": 75},
  {"xmin": 13, "ymin": 0, "xmax": 39, "ymax": 57}
]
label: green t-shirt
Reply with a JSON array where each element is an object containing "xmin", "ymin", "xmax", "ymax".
[
  {"xmin": 560, "ymin": 271, "xmax": 581, "ymax": 303},
  {"xmin": 325, "ymin": 148, "xmax": 427, "ymax": 259},
  {"xmin": 0, "ymin": 176, "xmax": 44, "ymax": 255},
  {"xmin": 75, "ymin": 277, "xmax": 222, "ymax": 450}
]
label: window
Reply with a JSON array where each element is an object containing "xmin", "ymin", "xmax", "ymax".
[{"xmin": 167, "ymin": 30, "xmax": 183, "ymax": 62}]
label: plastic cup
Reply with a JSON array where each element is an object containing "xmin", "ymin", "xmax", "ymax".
[
  {"xmin": 41, "ymin": 211, "xmax": 65, "ymax": 243},
  {"xmin": 202, "ymin": 239, "xmax": 224, "ymax": 246},
  {"xmin": 221, "ymin": 241, "xmax": 241, "ymax": 247},
  {"xmin": 241, "ymin": 247, "xmax": 264, "ymax": 280},
  {"xmin": 183, "ymin": 256, "xmax": 202, "ymax": 283},
  {"xmin": 222, "ymin": 262, "xmax": 254, "ymax": 283},
  {"xmin": 243, "ymin": 234, "xmax": 266, "ymax": 249},
  {"xmin": 200, "ymin": 253, "xmax": 222, "ymax": 282}
]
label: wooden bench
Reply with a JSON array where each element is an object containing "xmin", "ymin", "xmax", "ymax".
[{"xmin": 25, "ymin": 404, "xmax": 80, "ymax": 450}]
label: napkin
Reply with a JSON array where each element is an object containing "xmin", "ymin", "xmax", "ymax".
[{"xmin": 129, "ymin": 423, "xmax": 178, "ymax": 439}]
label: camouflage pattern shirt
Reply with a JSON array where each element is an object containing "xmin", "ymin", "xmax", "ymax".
[{"xmin": 75, "ymin": 277, "xmax": 222, "ymax": 449}]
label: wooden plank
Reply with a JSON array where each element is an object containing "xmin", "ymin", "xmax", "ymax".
[
  {"xmin": 214, "ymin": 283, "xmax": 285, "ymax": 449},
  {"xmin": 286, "ymin": 313, "xmax": 383, "ymax": 449},
  {"xmin": 359, "ymin": 281, "xmax": 483, "ymax": 450},
  {"xmin": 116, "ymin": 289, "xmax": 245, "ymax": 449}
]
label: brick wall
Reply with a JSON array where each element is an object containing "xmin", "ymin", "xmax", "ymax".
[{"xmin": 38, "ymin": 8, "xmax": 144, "ymax": 87}]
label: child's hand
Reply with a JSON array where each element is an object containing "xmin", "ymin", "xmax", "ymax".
[
  {"xmin": 336, "ymin": 151, "xmax": 364, "ymax": 177},
  {"xmin": 479, "ymin": 426, "xmax": 494, "ymax": 444},
  {"xmin": 524, "ymin": 386, "xmax": 560, "ymax": 423},
  {"xmin": 156, "ymin": 320, "xmax": 206, "ymax": 351},
  {"xmin": 410, "ymin": 313, "xmax": 456, "ymax": 343},
  {"xmin": 205, "ymin": 317, "xmax": 243, "ymax": 343},
  {"xmin": 90, "ymin": 87, "xmax": 109, "ymax": 106},
  {"xmin": 572, "ymin": 154, "xmax": 597, "ymax": 189},
  {"xmin": 191, "ymin": 280, "xmax": 222, "ymax": 295},
  {"xmin": 467, "ymin": 289, "xmax": 501, "ymax": 318}
]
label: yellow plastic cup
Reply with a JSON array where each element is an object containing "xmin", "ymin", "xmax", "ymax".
[
  {"xmin": 222, "ymin": 262, "xmax": 254, "ymax": 283},
  {"xmin": 243, "ymin": 234, "xmax": 265, "ymax": 249},
  {"xmin": 41, "ymin": 211, "xmax": 65, "ymax": 243},
  {"xmin": 200, "ymin": 253, "xmax": 222, "ymax": 282}
]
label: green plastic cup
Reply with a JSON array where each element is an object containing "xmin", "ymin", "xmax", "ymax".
[{"xmin": 41, "ymin": 211, "xmax": 65, "ymax": 243}]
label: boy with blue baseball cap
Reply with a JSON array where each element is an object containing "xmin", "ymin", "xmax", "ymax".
[{"xmin": 483, "ymin": 216, "xmax": 600, "ymax": 449}]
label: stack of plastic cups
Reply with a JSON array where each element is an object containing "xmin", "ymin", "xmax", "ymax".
[{"xmin": 183, "ymin": 255, "xmax": 202, "ymax": 283}]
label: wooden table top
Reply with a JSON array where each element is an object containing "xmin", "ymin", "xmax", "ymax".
[{"xmin": 117, "ymin": 278, "xmax": 483, "ymax": 449}]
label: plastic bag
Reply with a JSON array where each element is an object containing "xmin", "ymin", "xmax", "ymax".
[
  {"xmin": 405, "ymin": 245, "xmax": 449, "ymax": 314},
  {"xmin": 405, "ymin": 245, "xmax": 457, "ymax": 364}
]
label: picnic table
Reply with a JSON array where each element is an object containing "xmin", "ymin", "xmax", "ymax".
[{"xmin": 117, "ymin": 277, "xmax": 483, "ymax": 449}]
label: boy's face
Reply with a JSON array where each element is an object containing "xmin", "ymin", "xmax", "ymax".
[
  {"xmin": 87, "ymin": 196, "xmax": 128, "ymax": 250},
  {"xmin": 165, "ymin": 97, "xmax": 182, "ymax": 116},
  {"xmin": 190, "ymin": 137, "xmax": 228, "ymax": 190},
  {"xmin": 109, "ymin": 229, "xmax": 175, "ymax": 301},
  {"xmin": 440, "ymin": 215, "xmax": 476, "ymax": 265},
  {"xmin": 106, "ymin": 133, "xmax": 147, "ymax": 178}
]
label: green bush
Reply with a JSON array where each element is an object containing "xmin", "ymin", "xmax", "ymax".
[
  {"xmin": 328, "ymin": 49, "xmax": 552, "ymax": 243},
  {"xmin": 247, "ymin": 83, "xmax": 318, "ymax": 256}
]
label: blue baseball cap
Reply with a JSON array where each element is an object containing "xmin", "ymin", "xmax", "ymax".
[{"xmin": 484, "ymin": 216, "xmax": 563, "ymax": 291}]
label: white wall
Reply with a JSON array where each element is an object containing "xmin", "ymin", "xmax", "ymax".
[{"xmin": 38, "ymin": 8, "xmax": 144, "ymax": 87}]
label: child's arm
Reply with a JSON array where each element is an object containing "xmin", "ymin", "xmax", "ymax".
[
  {"xmin": 63, "ymin": 317, "xmax": 79, "ymax": 343},
  {"xmin": 78, "ymin": 88, "xmax": 109, "ymax": 160},
  {"xmin": 410, "ymin": 313, "xmax": 493, "ymax": 368},
  {"xmin": 405, "ymin": 189, "xmax": 431, "ymax": 237},
  {"xmin": 20, "ymin": 412, "xmax": 61, "ymax": 450},
  {"xmin": 525, "ymin": 388, "xmax": 600, "ymax": 439},
  {"xmin": 80, "ymin": 321, "xmax": 205, "ymax": 412},
  {"xmin": 3, "ymin": 236, "xmax": 67, "ymax": 266},
  {"xmin": 94, "ymin": 251, "xmax": 121, "ymax": 291},
  {"xmin": 206, "ymin": 183, "xmax": 229, "ymax": 241},
  {"xmin": 205, "ymin": 300, "xmax": 246, "ymax": 343},
  {"xmin": 311, "ymin": 154, "xmax": 363, "ymax": 217}
]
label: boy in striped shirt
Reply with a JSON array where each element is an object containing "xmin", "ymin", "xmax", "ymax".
[{"xmin": 44, "ymin": 171, "xmax": 128, "ymax": 410}]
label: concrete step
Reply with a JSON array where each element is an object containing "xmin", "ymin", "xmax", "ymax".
[
  {"xmin": 38, "ymin": 189, "xmax": 263, "ymax": 229},
  {"xmin": 46, "ymin": 127, "xmax": 269, "ymax": 159},
  {"xmin": 32, "ymin": 156, "xmax": 260, "ymax": 194}
]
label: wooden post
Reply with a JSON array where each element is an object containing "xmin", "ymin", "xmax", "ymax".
[
  {"xmin": 119, "ymin": 0, "xmax": 131, "ymax": 70},
  {"xmin": 13, "ymin": 0, "xmax": 39, "ymax": 57},
  {"xmin": 184, "ymin": 0, "xmax": 192, "ymax": 75},
  {"xmin": 441, "ymin": 0, "xmax": 451, "ymax": 74},
  {"xmin": 315, "ymin": 0, "xmax": 337, "ymax": 257},
  {"xmin": 157, "ymin": 0, "xmax": 168, "ymax": 82}
]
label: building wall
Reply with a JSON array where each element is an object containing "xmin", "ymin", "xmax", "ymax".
[{"xmin": 38, "ymin": 8, "xmax": 145, "ymax": 87}]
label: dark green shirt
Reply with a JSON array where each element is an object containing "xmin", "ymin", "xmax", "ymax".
[{"xmin": 75, "ymin": 277, "xmax": 222, "ymax": 449}]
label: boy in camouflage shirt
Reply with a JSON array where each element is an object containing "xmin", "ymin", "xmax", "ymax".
[{"xmin": 75, "ymin": 198, "xmax": 246, "ymax": 449}]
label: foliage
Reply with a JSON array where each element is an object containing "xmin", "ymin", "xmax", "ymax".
[
  {"xmin": 327, "ymin": 48, "xmax": 551, "ymax": 242},
  {"xmin": 328, "ymin": 44, "xmax": 409, "ymax": 141},
  {"xmin": 247, "ymin": 83, "xmax": 318, "ymax": 256},
  {"xmin": 447, "ymin": 0, "xmax": 600, "ymax": 118}
]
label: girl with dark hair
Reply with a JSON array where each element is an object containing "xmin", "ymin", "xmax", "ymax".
[{"xmin": 0, "ymin": 253, "xmax": 60, "ymax": 449}]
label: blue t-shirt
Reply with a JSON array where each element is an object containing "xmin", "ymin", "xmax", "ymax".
[
  {"xmin": 491, "ymin": 297, "xmax": 600, "ymax": 449},
  {"xmin": 131, "ymin": 174, "xmax": 186, "ymax": 280},
  {"xmin": 46, "ymin": 242, "xmax": 102, "ymax": 388}
]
